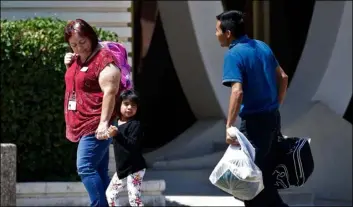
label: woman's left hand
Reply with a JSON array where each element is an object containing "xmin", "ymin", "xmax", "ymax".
[{"xmin": 95, "ymin": 122, "xmax": 110, "ymax": 140}]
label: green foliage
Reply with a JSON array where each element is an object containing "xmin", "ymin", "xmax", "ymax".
[{"xmin": 0, "ymin": 17, "xmax": 119, "ymax": 181}]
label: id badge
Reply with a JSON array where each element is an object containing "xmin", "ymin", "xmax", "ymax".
[
  {"xmin": 80, "ymin": 66, "xmax": 89, "ymax": 72},
  {"xmin": 68, "ymin": 92, "xmax": 77, "ymax": 111}
]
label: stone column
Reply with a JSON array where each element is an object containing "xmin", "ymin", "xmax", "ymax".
[{"xmin": 1, "ymin": 143, "xmax": 17, "ymax": 206}]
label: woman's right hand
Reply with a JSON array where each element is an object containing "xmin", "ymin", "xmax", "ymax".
[{"xmin": 64, "ymin": 53, "xmax": 76, "ymax": 66}]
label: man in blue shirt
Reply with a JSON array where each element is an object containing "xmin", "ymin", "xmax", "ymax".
[{"xmin": 216, "ymin": 11, "xmax": 289, "ymax": 207}]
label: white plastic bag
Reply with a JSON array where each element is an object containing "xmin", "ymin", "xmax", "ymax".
[{"xmin": 209, "ymin": 126, "xmax": 264, "ymax": 200}]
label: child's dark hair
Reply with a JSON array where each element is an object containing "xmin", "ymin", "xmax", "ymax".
[
  {"xmin": 117, "ymin": 89, "xmax": 140, "ymax": 118},
  {"xmin": 120, "ymin": 89, "xmax": 140, "ymax": 104}
]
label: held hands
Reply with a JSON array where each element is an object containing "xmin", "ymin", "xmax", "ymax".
[
  {"xmin": 95, "ymin": 122, "xmax": 118, "ymax": 140},
  {"xmin": 64, "ymin": 53, "xmax": 76, "ymax": 66},
  {"xmin": 107, "ymin": 125, "xmax": 118, "ymax": 137}
]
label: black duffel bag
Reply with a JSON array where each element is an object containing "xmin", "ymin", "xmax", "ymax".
[{"xmin": 272, "ymin": 135, "xmax": 314, "ymax": 189}]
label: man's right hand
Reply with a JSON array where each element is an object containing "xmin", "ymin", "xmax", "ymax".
[
  {"xmin": 64, "ymin": 53, "xmax": 76, "ymax": 66},
  {"xmin": 226, "ymin": 134, "xmax": 240, "ymax": 146}
]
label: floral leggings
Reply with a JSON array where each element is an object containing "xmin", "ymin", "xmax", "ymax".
[{"xmin": 106, "ymin": 169, "xmax": 146, "ymax": 206}]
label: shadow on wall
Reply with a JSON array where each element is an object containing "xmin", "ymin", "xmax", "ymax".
[
  {"xmin": 221, "ymin": 0, "xmax": 253, "ymax": 37},
  {"xmin": 269, "ymin": 0, "xmax": 316, "ymax": 86},
  {"xmin": 222, "ymin": 0, "xmax": 316, "ymax": 86},
  {"xmin": 133, "ymin": 8, "xmax": 197, "ymax": 152}
]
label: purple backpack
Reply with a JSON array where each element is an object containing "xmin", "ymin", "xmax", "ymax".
[{"xmin": 99, "ymin": 41, "xmax": 132, "ymax": 91}]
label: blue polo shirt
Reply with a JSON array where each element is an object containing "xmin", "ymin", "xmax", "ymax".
[{"xmin": 222, "ymin": 35, "xmax": 279, "ymax": 117}]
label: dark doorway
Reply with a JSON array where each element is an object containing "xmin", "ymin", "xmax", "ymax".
[
  {"xmin": 270, "ymin": 0, "xmax": 316, "ymax": 86},
  {"xmin": 222, "ymin": 0, "xmax": 316, "ymax": 86},
  {"xmin": 222, "ymin": 0, "xmax": 253, "ymax": 38},
  {"xmin": 133, "ymin": 1, "xmax": 197, "ymax": 152}
]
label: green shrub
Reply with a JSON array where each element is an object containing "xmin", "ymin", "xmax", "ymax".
[{"xmin": 0, "ymin": 17, "xmax": 119, "ymax": 182}]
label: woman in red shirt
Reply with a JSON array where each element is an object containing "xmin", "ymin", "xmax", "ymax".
[{"xmin": 64, "ymin": 19, "xmax": 121, "ymax": 206}]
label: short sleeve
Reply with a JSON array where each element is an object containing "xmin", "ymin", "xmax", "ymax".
[
  {"xmin": 222, "ymin": 51, "xmax": 243, "ymax": 87},
  {"xmin": 94, "ymin": 49, "xmax": 116, "ymax": 77}
]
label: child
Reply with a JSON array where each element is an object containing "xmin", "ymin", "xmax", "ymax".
[{"xmin": 105, "ymin": 90, "xmax": 147, "ymax": 207}]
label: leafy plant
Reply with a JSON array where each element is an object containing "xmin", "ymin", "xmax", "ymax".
[{"xmin": 0, "ymin": 17, "xmax": 119, "ymax": 181}]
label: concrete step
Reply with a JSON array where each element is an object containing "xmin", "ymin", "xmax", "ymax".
[
  {"xmin": 151, "ymin": 151, "xmax": 224, "ymax": 170},
  {"xmin": 212, "ymin": 141, "xmax": 229, "ymax": 152},
  {"xmin": 144, "ymin": 120, "xmax": 227, "ymax": 163},
  {"xmin": 108, "ymin": 120, "xmax": 228, "ymax": 171},
  {"xmin": 314, "ymin": 198, "xmax": 352, "ymax": 206},
  {"xmin": 145, "ymin": 169, "xmax": 224, "ymax": 195},
  {"xmin": 109, "ymin": 143, "xmax": 225, "ymax": 175},
  {"xmin": 145, "ymin": 169, "xmax": 314, "ymax": 206},
  {"xmin": 17, "ymin": 195, "xmax": 165, "ymax": 206},
  {"xmin": 16, "ymin": 181, "xmax": 166, "ymax": 206}
]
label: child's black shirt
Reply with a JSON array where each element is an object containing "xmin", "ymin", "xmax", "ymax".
[{"xmin": 112, "ymin": 119, "xmax": 147, "ymax": 179}]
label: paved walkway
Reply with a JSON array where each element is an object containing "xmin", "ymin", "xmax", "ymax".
[
  {"xmin": 164, "ymin": 196, "xmax": 352, "ymax": 207},
  {"xmin": 165, "ymin": 196, "xmax": 243, "ymax": 206}
]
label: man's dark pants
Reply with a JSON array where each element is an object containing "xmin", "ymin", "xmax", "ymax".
[{"xmin": 238, "ymin": 109, "xmax": 288, "ymax": 207}]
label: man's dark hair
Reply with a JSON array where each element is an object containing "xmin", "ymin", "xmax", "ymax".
[{"xmin": 216, "ymin": 10, "xmax": 246, "ymax": 38}]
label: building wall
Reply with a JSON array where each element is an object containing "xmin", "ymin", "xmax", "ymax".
[
  {"xmin": 157, "ymin": 0, "xmax": 352, "ymax": 202},
  {"xmin": 282, "ymin": 1, "xmax": 352, "ymax": 201},
  {"xmin": 0, "ymin": 1, "xmax": 133, "ymax": 66},
  {"xmin": 311, "ymin": 1, "xmax": 352, "ymax": 115}
]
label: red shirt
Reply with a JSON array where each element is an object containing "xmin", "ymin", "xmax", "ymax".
[{"xmin": 64, "ymin": 48, "xmax": 117, "ymax": 142}]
